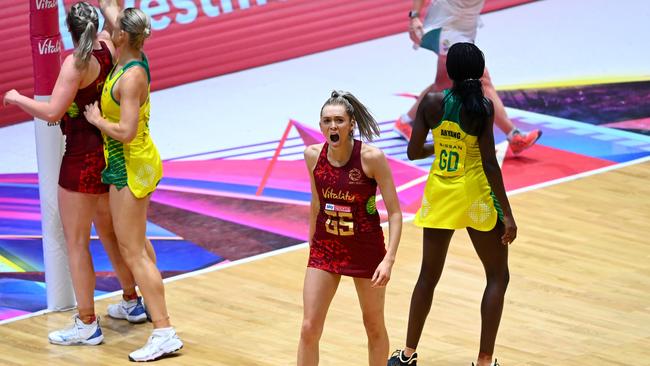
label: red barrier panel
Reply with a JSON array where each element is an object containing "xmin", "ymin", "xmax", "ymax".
[{"xmin": 31, "ymin": 0, "xmax": 61, "ymax": 95}]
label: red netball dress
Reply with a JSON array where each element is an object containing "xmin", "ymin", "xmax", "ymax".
[
  {"xmin": 308, "ymin": 139, "xmax": 386, "ymax": 278},
  {"xmin": 58, "ymin": 41, "xmax": 113, "ymax": 194}
]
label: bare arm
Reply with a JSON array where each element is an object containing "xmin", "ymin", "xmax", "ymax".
[
  {"xmin": 96, "ymin": 0, "xmax": 119, "ymax": 56},
  {"xmin": 99, "ymin": 0, "xmax": 120, "ymax": 34},
  {"xmin": 84, "ymin": 67, "xmax": 146, "ymax": 143},
  {"xmin": 477, "ymin": 101, "xmax": 517, "ymax": 245},
  {"xmin": 364, "ymin": 147, "xmax": 403, "ymax": 287},
  {"xmin": 304, "ymin": 145, "xmax": 322, "ymax": 245},
  {"xmin": 409, "ymin": 0, "xmax": 427, "ymax": 43},
  {"xmin": 3, "ymin": 56, "xmax": 81, "ymax": 122},
  {"xmin": 407, "ymin": 92, "xmax": 443, "ymax": 160}
]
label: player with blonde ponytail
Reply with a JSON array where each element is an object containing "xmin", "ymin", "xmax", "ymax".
[
  {"xmin": 3, "ymin": 1, "xmax": 152, "ymax": 346},
  {"xmin": 298, "ymin": 90, "xmax": 402, "ymax": 366},
  {"xmin": 83, "ymin": 4, "xmax": 183, "ymax": 363},
  {"xmin": 69, "ymin": 2, "xmax": 98, "ymax": 69}
]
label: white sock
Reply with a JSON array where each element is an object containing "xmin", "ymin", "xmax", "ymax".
[{"xmin": 152, "ymin": 327, "xmax": 174, "ymax": 336}]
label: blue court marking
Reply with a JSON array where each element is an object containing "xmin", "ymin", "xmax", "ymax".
[
  {"xmin": 0, "ymin": 182, "xmax": 38, "ymax": 189},
  {"xmin": 0, "ymin": 219, "xmax": 41, "ymax": 237},
  {"xmin": 0, "ymin": 236, "xmax": 224, "ymax": 316},
  {"xmin": 0, "ymin": 279, "xmax": 48, "ymax": 314},
  {"xmin": 0, "ymin": 278, "xmax": 109, "ymax": 315},
  {"xmin": 148, "ymin": 239, "xmax": 225, "ymax": 271},
  {"xmin": 505, "ymin": 108, "xmax": 650, "ymax": 162},
  {"xmin": 568, "ymin": 128, "xmax": 595, "ymax": 136},
  {"xmin": 0, "ymin": 237, "xmax": 223, "ymax": 273},
  {"xmin": 87, "ymin": 238, "xmax": 224, "ymax": 272},
  {"xmin": 617, "ymin": 139, "xmax": 647, "ymax": 147}
]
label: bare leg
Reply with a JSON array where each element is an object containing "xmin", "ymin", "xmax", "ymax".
[
  {"xmin": 353, "ymin": 277, "xmax": 389, "ymax": 366},
  {"xmin": 94, "ymin": 193, "xmax": 136, "ymax": 296},
  {"xmin": 109, "ymin": 186, "xmax": 170, "ymax": 328},
  {"xmin": 297, "ymin": 268, "xmax": 341, "ymax": 366},
  {"xmin": 144, "ymin": 238, "xmax": 156, "ymax": 265},
  {"xmin": 481, "ymin": 68, "xmax": 516, "ymax": 135},
  {"xmin": 467, "ymin": 223, "xmax": 509, "ymax": 366},
  {"xmin": 94, "ymin": 193, "xmax": 156, "ymax": 298},
  {"xmin": 57, "ymin": 187, "xmax": 99, "ymax": 323},
  {"xmin": 403, "ymin": 228, "xmax": 454, "ymax": 356}
]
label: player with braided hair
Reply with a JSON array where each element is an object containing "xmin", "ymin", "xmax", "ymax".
[
  {"xmin": 3, "ymin": 1, "xmax": 153, "ymax": 346},
  {"xmin": 388, "ymin": 43, "xmax": 515, "ymax": 366}
]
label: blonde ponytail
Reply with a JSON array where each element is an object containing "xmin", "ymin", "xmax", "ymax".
[
  {"xmin": 66, "ymin": 2, "xmax": 99, "ymax": 69},
  {"xmin": 73, "ymin": 21, "xmax": 97, "ymax": 69}
]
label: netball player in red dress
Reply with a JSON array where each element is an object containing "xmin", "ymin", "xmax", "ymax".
[
  {"xmin": 298, "ymin": 91, "xmax": 403, "ymax": 366},
  {"xmin": 3, "ymin": 1, "xmax": 152, "ymax": 345}
]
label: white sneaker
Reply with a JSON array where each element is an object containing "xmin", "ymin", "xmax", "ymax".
[
  {"xmin": 107, "ymin": 296, "xmax": 148, "ymax": 323},
  {"xmin": 128, "ymin": 327, "xmax": 183, "ymax": 362},
  {"xmin": 48, "ymin": 314, "xmax": 104, "ymax": 346}
]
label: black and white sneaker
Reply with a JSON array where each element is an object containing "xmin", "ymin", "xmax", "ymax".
[
  {"xmin": 472, "ymin": 359, "xmax": 499, "ymax": 366},
  {"xmin": 387, "ymin": 349, "xmax": 417, "ymax": 365}
]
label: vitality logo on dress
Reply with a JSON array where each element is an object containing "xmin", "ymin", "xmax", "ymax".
[{"xmin": 322, "ymin": 187, "xmax": 356, "ymax": 202}]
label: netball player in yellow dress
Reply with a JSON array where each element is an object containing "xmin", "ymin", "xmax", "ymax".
[
  {"xmin": 388, "ymin": 43, "xmax": 516, "ymax": 366},
  {"xmin": 83, "ymin": 6, "xmax": 182, "ymax": 362}
]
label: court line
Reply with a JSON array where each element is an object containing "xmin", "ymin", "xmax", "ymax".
[{"xmin": 2, "ymin": 154, "xmax": 649, "ymax": 326}]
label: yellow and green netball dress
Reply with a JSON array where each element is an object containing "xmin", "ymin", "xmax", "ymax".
[
  {"xmin": 414, "ymin": 89, "xmax": 503, "ymax": 231},
  {"xmin": 100, "ymin": 54, "xmax": 162, "ymax": 198}
]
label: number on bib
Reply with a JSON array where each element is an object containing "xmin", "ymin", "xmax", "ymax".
[{"xmin": 325, "ymin": 210, "xmax": 354, "ymax": 236}]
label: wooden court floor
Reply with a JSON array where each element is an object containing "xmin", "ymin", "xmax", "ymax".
[{"xmin": 1, "ymin": 161, "xmax": 648, "ymax": 365}]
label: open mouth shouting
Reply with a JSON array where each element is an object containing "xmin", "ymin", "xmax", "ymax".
[{"xmin": 330, "ymin": 133, "xmax": 340, "ymax": 143}]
